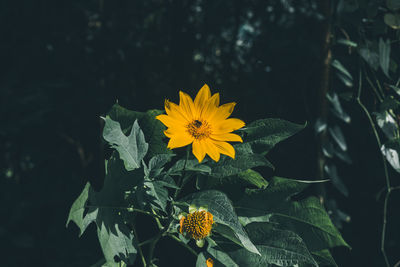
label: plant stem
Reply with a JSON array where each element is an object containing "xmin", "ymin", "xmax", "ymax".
[
  {"xmin": 168, "ymin": 234, "xmax": 198, "ymax": 256},
  {"xmin": 132, "ymin": 226, "xmax": 147, "ymax": 267},
  {"xmin": 357, "ymin": 70, "xmax": 391, "ymax": 267}
]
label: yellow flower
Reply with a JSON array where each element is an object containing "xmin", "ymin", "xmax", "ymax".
[
  {"xmin": 179, "ymin": 208, "xmax": 214, "ymax": 245},
  {"xmin": 206, "ymin": 258, "xmax": 214, "ymax": 267},
  {"xmin": 156, "ymin": 84, "xmax": 245, "ymax": 162}
]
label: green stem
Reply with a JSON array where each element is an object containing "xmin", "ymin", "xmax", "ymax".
[
  {"xmin": 132, "ymin": 226, "xmax": 147, "ymax": 267},
  {"xmin": 365, "ymin": 74, "xmax": 383, "ymax": 102},
  {"xmin": 168, "ymin": 234, "xmax": 198, "ymax": 256},
  {"xmin": 357, "ymin": 70, "xmax": 391, "ymax": 267}
]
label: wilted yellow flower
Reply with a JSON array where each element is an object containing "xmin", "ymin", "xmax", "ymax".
[
  {"xmin": 156, "ymin": 84, "xmax": 245, "ymax": 162},
  {"xmin": 206, "ymin": 258, "xmax": 214, "ymax": 267},
  {"xmin": 179, "ymin": 209, "xmax": 214, "ymax": 244}
]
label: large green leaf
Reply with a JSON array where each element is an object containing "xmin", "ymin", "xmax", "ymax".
[
  {"xmin": 227, "ymin": 223, "xmax": 317, "ymax": 267},
  {"xmin": 271, "ymin": 197, "xmax": 349, "ymax": 251},
  {"xmin": 240, "ymin": 118, "xmax": 306, "ymax": 155},
  {"xmin": 103, "ymin": 117, "xmax": 148, "ymax": 171},
  {"xmin": 95, "ymin": 208, "xmax": 138, "ymax": 265},
  {"xmin": 310, "ymin": 249, "xmax": 337, "ymax": 267},
  {"xmin": 182, "ymin": 190, "xmax": 260, "ymax": 255},
  {"xmin": 108, "ymin": 103, "xmax": 171, "ymax": 158},
  {"xmin": 208, "ymin": 143, "xmax": 274, "ymax": 178},
  {"xmin": 235, "ymin": 177, "xmax": 349, "ymax": 251},
  {"xmin": 67, "ymin": 155, "xmax": 141, "ymax": 265},
  {"xmin": 235, "ymin": 177, "xmax": 309, "ymax": 217},
  {"xmin": 207, "ymin": 169, "xmax": 268, "ymax": 189}
]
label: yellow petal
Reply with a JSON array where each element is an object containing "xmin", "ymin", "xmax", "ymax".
[
  {"xmin": 194, "ymin": 84, "xmax": 211, "ymax": 116},
  {"xmin": 214, "ymin": 118, "xmax": 245, "ymax": 134},
  {"xmin": 212, "ymin": 140, "xmax": 235, "ymax": 159},
  {"xmin": 179, "ymin": 91, "xmax": 196, "ymax": 120},
  {"xmin": 165, "ymin": 100, "xmax": 190, "ymax": 122},
  {"xmin": 164, "ymin": 126, "xmax": 189, "ymax": 137},
  {"xmin": 156, "ymin": 114, "xmax": 185, "ymax": 128},
  {"xmin": 210, "ymin": 102, "xmax": 236, "ymax": 122},
  {"xmin": 210, "ymin": 93, "xmax": 220, "ymax": 106},
  {"xmin": 204, "ymin": 139, "xmax": 220, "ymax": 162},
  {"xmin": 192, "ymin": 140, "xmax": 206, "ymax": 163},
  {"xmin": 201, "ymin": 93, "xmax": 220, "ymax": 118},
  {"xmin": 211, "ymin": 133, "xmax": 243, "ymax": 142},
  {"xmin": 167, "ymin": 134, "xmax": 194, "ymax": 149}
]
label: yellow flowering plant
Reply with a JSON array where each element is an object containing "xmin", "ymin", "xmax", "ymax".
[{"xmin": 67, "ymin": 84, "xmax": 349, "ymax": 266}]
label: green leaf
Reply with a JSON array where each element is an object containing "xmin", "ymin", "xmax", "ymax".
[
  {"xmin": 311, "ymin": 249, "xmax": 338, "ymax": 267},
  {"xmin": 235, "ymin": 177, "xmax": 309, "ymax": 217},
  {"xmin": 196, "ymin": 252, "xmax": 212, "ymax": 267},
  {"xmin": 103, "ymin": 117, "xmax": 148, "ymax": 171},
  {"xmin": 66, "ymin": 183, "xmax": 98, "ymax": 236},
  {"xmin": 272, "ymin": 197, "xmax": 350, "ymax": 251},
  {"xmin": 331, "ymin": 60, "xmax": 353, "ymax": 87},
  {"xmin": 67, "ymin": 155, "xmax": 141, "ymax": 266},
  {"xmin": 168, "ymin": 159, "xmax": 212, "ymax": 175},
  {"xmin": 359, "ymin": 47, "xmax": 379, "ymax": 71},
  {"xmin": 240, "ymin": 118, "xmax": 306, "ymax": 155},
  {"xmin": 139, "ymin": 155, "xmax": 177, "ymax": 212},
  {"xmin": 142, "ymin": 180, "xmax": 169, "ymax": 212},
  {"xmin": 327, "ymin": 92, "xmax": 351, "ymax": 123},
  {"xmin": 235, "ymin": 177, "xmax": 349, "ymax": 251},
  {"xmin": 144, "ymin": 154, "xmax": 175, "ymax": 178},
  {"xmin": 209, "ymin": 144, "xmax": 274, "ymax": 178},
  {"xmin": 227, "ymin": 223, "xmax": 317, "ymax": 267},
  {"xmin": 97, "ymin": 216, "xmax": 137, "ymax": 265},
  {"xmin": 375, "ymin": 111, "xmax": 398, "ymax": 139},
  {"xmin": 384, "ymin": 13, "xmax": 400, "ymax": 29},
  {"xmin": 236, "ymin": 169, "xmax": 268, "ymax": 188},
  {"xmin": 337, "ymin": 39, "xmax": 357, "ymax": 47},
  {"xmin": 328, "ymin": 125, "xmax": 347, "ymax": 151},
  {"xmin": 108, "ymin": 103, "xmax": 172, "ymax": 158},
  {"xmin": 182, "ymin": 190, "xmax": 261, "ymax": 255},
  {"xmin": 379, "ymin": 38, "xmax": 391, "ymax": 77},
  {"xmin": 207, "ymin": 246, "xmax": 239, "ymax": 267},
  {"xmin": 206, "ymin": 169, "xmax": 268, "ymax": 191},
  {"xmin": 381, "ymin": 138, "xmax": 400, "ymax": 173}
]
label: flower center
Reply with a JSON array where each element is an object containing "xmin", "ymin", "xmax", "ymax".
[
  {"xmin": 180, "ymin": 211, "xmax": 214, "ymax": 240},
  {"xmin": 187, "ymin": 119, "xmax": 211, "ymax": 140}
]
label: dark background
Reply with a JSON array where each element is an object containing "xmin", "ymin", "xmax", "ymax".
[{"xmin": 1, "ymin": 0, "xmax": 399, "ymax": 266}]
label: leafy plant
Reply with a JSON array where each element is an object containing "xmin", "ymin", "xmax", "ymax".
[{"xmin": 67, "ymin": 86, "xmax": 348, "ymax": 266}]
